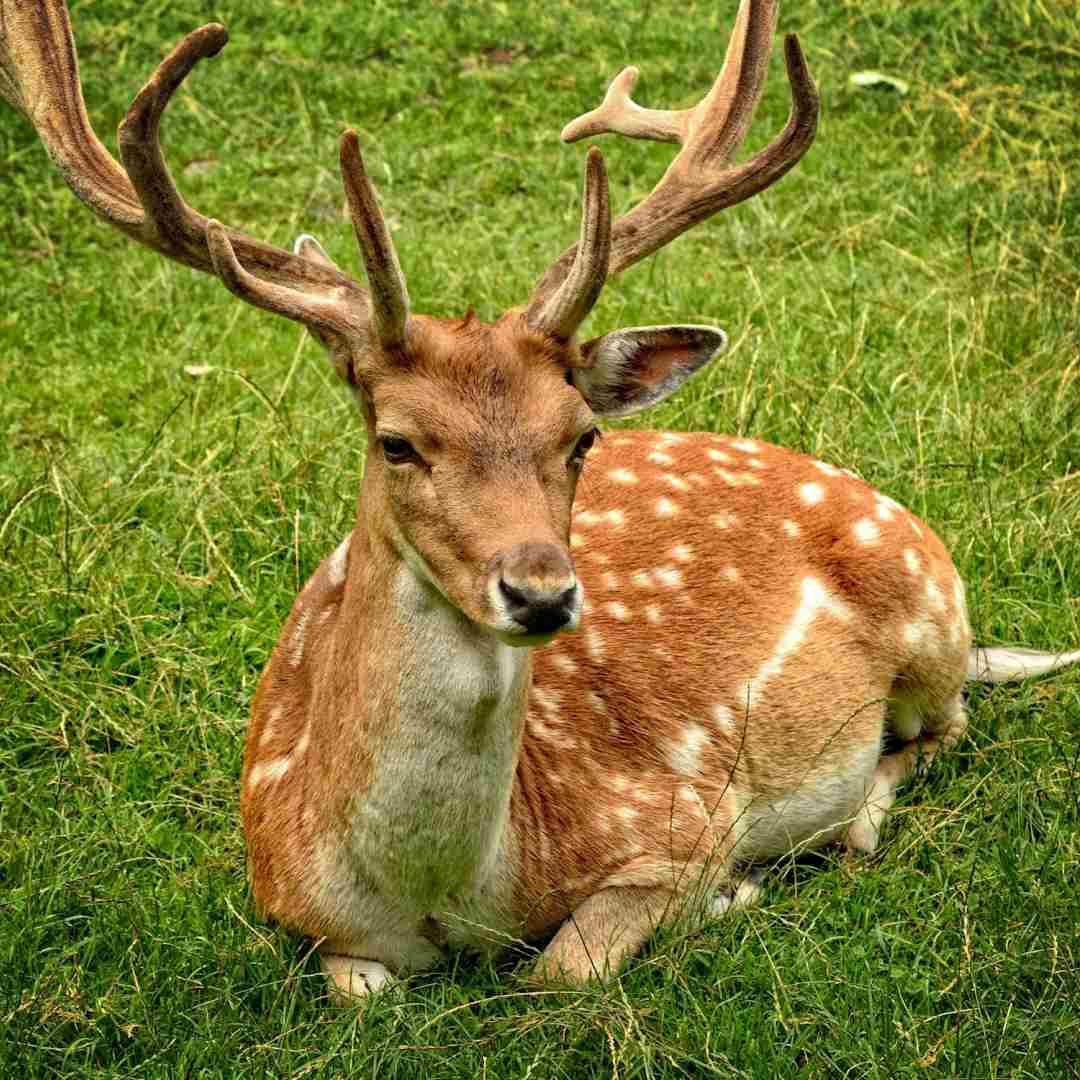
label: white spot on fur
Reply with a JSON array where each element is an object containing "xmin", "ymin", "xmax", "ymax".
[
  {"xmin": 577, "ymin": 510, "xmax": 601, "ymax": 527},
  {"xmin": 258, "ymin": 705, "xmax": 283, "ymax": 749},
  {"xmin": 662, "ymin": 473, "xmax": 691, "ymax": 492},
  {"xmin": 903, "ymin": 548, "xmax": 921, "ymax": 575},
  {"xmin": 645, "ymin": 604, "xmax": 663, "ymax": 625},
  {"xmin": 659, "ymin": 433, "xmax": 686, "ymax": 445},
  {"xmin": 814, "ymin": 461, "xmax": 841, "ymax": 477},
  {"xmin": 874, "ymin": 494, "xmax": 902, "ymax": 522},
  {"xmin": 672, "ymin": 543, "xmax": 694, "ymax": 563},
  {"xmin": 532, "ymin": 686, "xmax": 562, "ymax": 716},
  {"xmin": 902, "ymin": 622, "xmax": 925, "ymax": 647},
  {"xmin": 744, "ymin": 577, "xmax": 853, "ymax": 709},
  {"xmin": 799, "ymin": 482, "xmax": 825, "ymax": 506},
  {"xmin": 587, "ymin": 691, "xmax": 607, "ymax": 715},
  {"xmin": 328, "ymin": 534, "xmax": 350, "ymax": 586},
  {"xmin": 617, "ymin": 806, "xmax": 639, "ymax": 824},
  {"xmin": 656, "ymin": 566, "xmax": 683, "ymax": 588},
  {"xmin": 649, "ymin": 449, "xmax": 675, "ymax": 466},
  {"xmin": 602, "ymin": 571, "xmax": 620, "ymax": 591},
  {"xmin": 707, "ymin": 448, "xmax": 734, "ymax": 463},
  {"xmin": 724, "ymin": 566, "xmax": 740, "ymax": 582},
  {"xmin": 289, "ymin": 610, "xmax": 311, "ymax": 667},
  {"xmin": 714, "ymin": 468, "xmax": 763, "ymax": 487},
  {"xmin": 248, "ymin": 755, "xmax": 291, "ymax": 789},
  {"xmin": 712, "ymin": 512, "xmax": 737, "ymax": 530},
  {"xmin": 782, "ymin": 520, "xmax": 801, "ymax": 538},
  {"xmin": 589, "ymin": 551, "xmax": 610, "ymax": 566},
  {"xmin": 853, "ymin": 518, "xmax": 881, "ymax": 545},
  {"xmin": 731, "ymin": 439, "xmax": 759, "ymax": 453},
  {"xmin": 611, "ymin": 773, "xmax": 631, "ymax": 792},
  {"xmin": 584, "ymin": 627, "xmax": 605, "ymax": 659},
  {"xmin": 712, "ymin": 703, "xmax": 736, "ymax": 735},
  {"xmin": 569, "ymin": 532, "xmax": 584, "ymax": 549},
  {"xmin": 606, "ymin": 510, "xmax": 626, "ymax": 527},
  {"xmin": 605, "ymin": 601, "xmax": 632, "ymax": 622},
  {"xmin": 669, "ymin": 723, "xmax": 710, "ymax": 776},
  {"xmin": 631, "ymin": 570, "xmax": 654, "ymax": 589},
  {"xmin": 609, "ymin": 468, "xmax": 638, "ymax": 485},
  {"xmin": 926, "ymin": 578, "xmax": 947, "ymax": 612},
  {"xmin": 550, "ymin": 653, "xmax": 578, "ymax": 674},
  {"xmin": 656, "ymin": 498, "xmax": 680, "ymax": 517}
]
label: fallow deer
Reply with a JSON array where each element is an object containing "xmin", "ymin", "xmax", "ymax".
[{"xmin": 4, "ymin": 0, "xmax": 1077, "ymax": 998}]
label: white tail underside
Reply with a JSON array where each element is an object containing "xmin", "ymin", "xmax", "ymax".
[{"xmin": 966, "ymin": 645, "xmax": 1080, "ymax": 684}]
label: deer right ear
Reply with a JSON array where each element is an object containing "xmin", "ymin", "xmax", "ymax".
[{"xmin": 573, "ymin": 325, "xmax": 727, "ymax": 418}]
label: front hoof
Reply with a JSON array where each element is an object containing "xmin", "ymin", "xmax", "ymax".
[{"xmin": 320, "ymin": 953, "xmax": 394, "ymax": 1002}]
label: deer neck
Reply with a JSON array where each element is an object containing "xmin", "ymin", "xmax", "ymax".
[{"xmin": 329, "ymin": 510, "xmax": 530, "ymax": 910}]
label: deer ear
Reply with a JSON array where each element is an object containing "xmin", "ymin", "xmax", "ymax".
[{"xmin": 572, "ymin": 325, "xmax": 727, "ymax": 417}]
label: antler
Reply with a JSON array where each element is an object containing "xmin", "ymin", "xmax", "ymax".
[
  {"xmin": 528, "ymin": 0, "xmax": 818, "ymax": 324},
  {"xmin": 0, "ymin": 0, "xmax": 408, "ymax": 349}
]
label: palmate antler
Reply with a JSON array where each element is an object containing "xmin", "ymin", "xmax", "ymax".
[
  {"xmin": 526, "ymin": 0, "xmax": 819, "ymax": 340},
  {"xmin": 0, "ymin": 0, "xmax": 407, "ymax": 349}
]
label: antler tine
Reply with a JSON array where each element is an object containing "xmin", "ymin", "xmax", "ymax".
[
  {"xmin": 533, "ymin": 0, "xmax": 817, "ymax": 298},
  {"xmin": 526, "ymin": 147, "xmax": 611, "ymax": 341},
  {"xmin": 339, "ymin": 131, "xmax": 411, "ymax": 351},
  {"xmin": 1, "ymin": 1, "xmax": 368, "ymax": 337}
]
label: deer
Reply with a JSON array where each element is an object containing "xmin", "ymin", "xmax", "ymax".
[{"xmin": 5, "ymin": 0, "xmax": 1078, "ymax": 999}]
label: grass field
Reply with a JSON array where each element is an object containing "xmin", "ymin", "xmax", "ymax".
[{"xmin": 2, "ymin": 0, "xmax": 1079, "ymax": 1075}]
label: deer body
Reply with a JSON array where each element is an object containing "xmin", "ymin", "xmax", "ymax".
[
  {"xmin": 7, "ymin": 0, "xmax": 1076, "ymax": 999},
  {"xmin": 243, "ymin": 423, "xmax": 971, "ymax": 984}
]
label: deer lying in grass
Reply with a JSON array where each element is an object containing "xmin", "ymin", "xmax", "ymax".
[{"xmin": 5, "ymin": 0, "xmax": 1078, "ymax": 997}]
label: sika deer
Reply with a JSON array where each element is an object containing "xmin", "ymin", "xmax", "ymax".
[{"xmin": 4, "ymin": 0, "xmax": 1077, "ymax": 997}]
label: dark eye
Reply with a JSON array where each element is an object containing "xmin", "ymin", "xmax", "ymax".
[
  {"xmin": 380, "ymin": 435, "xmax": 418, "ymax": 465},
  {"xmin": 570, "ymin": 427, "xmax": 600, "ymax": 465}
]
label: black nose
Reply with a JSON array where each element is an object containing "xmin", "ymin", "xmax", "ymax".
[
  {"xmin": 498, "ymin": 577, "xmax": 577, "ymax": 634},
  {"xmin": 497, "ymin": 542, "xmax": 578, "ymax": 634}
]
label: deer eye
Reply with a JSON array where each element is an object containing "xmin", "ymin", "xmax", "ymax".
[
  {"xmin": 379, "ymin": 435, "xmax": 419, "ymax": 465},
  {"xmin": 570, "ymin": 427, "xmax": 600, "ymax": 466}
]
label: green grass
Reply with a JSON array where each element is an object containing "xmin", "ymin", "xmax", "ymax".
[{"xmin": 2, "ymin": 0, "xmax": 1079, "ymax": 1075}]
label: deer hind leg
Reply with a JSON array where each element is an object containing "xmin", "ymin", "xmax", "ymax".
[{"xmin": 846, "ymin": 692, "xmax": 967, "ymax": 855}]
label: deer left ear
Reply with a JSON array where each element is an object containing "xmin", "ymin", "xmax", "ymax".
[{"xmin": 572, "ymin": 325, "xmax": 728, "ymax": 417}]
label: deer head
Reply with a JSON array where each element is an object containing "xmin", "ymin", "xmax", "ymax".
[{"xmin": 0, "ymin": 0, "xmax": 817, "ymax": 643}]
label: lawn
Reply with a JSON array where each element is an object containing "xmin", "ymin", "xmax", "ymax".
[{"xmin": 1, "ymin": 0, "xmax": 1079, "ymax": 1076}]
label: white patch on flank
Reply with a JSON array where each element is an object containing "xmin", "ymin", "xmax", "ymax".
[
  {"xmin": 649, "ymin": 449, "xmax": 675, "ymax": 466},
  {"xmin": 576, "ymin": 510, "xmax": 601, "ymax": 527},
  {"xmin": 707, "ymin": 448, "xmax": 733, "ymax": 463},
  {"xmin": 655, "ymin": 566, "xmax": 683, "ymax": 588},
  {"xmin": 731, "ymin": 439, "xmax": 759, "ymax": 453},
  {"xmin": 289, "ymin": 609, "xmax": 311, "ymax": 667},
  {"xmin": 584, "ymin": 627, "xmax": 605, "ymax": 660},
  {"xmin": 711, "ymin": 511, "xmax": 737, "ymax": 530},
  {"xmin": 550, "ymin": 653, "xmax": 578, "ymax": 674},
  {"xmin": 606, "ymin": 509, "xmax": 626, "ymax": 527},
  {"xmin": 853, "ymin": 518, "xmax": 881, "ymax": 545},
  {"xmin": 656, "ymin": 498, "xmax": 680, "ymax": 517},
  {"xmin": 743, "ymin": 577, "xmax": 853, "ymax": 709},
  {"xmin": 714, "ymin": 468, "xmax": 762, "ymax": 487},
  {"xmin": 799, "ymin": 482, "xmax": 825, "ymax": 506},
  {"xmin": 569, "ymin": 532, "xmax": 584, "ymax": 549},
  {"xmin": 328, "ymin": 534, "xmax": 351, "ymax": 586},
  {"xmin": 609, "ymin": 468, "xmax": 638, "ymax": 485},
  {"xmin": 617, "ymin": 806, "xmax": 639, "ymax": 824},
  {"xmin": 724, "ymin": 566, "xmax": 740, "ymax": 582},
  {"xmin": 589, "ymin": 551, "xmax": 610, "ymax": 566},
  {"xmin": 814, "ymin": 460, "xmax": 841, "ymax": 477},
  {"xmin": 631, "ymin": 570, "xmax": 654, "ymax": 589},
  {"xmin": 248, "ymin": 754, "xmax": 292, "ymax": 789},
  {"xmin": 602, "ymin": 571, "xmax": 620, "ymax": 591},
  {"xmin": 672, "ymin": 544, "xmax": 694, "ymax": 563},
  {"xmin": 712, "ymin": 703, "xmax": 736, "ymax": 736},
  {"xmin": 645, "ymin": 604, "xmax": 663, "ymax": 625},
  {"xmin": 659, "ymin": 433, "xmax": 686, "ymax": 445},
  {"xmin": 611, "ymin": 773, "xmax": 631, "ymax": 792},
  {"xmin": 532, "ymin": 686, "xmax": 562, "ymax": 716},
  {"xmin": 605, "ymin": 601, "xmax": 632, "ymax": 622},
  {"xmin": 662, "ymin": 473, "xmax": 691, "ymax": 492},
  {"xmin": 747, "ymin": 458, "xmax": 766, "ymax": 470},
  {"xmin": 782, "ymin": 519, "xmax": 801, "ymax": 538},
  {"xmin": 669, "ymin": 722, "xmax": 710, "ymax": 776},
  {"xmin": 903, "ymin": 548, "xmax": 921, "ymax": 575}
]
